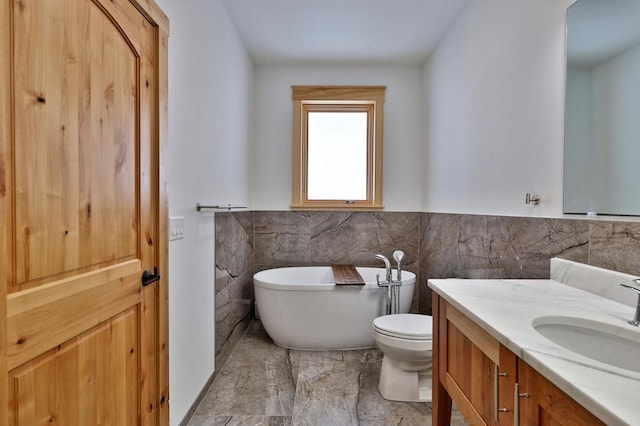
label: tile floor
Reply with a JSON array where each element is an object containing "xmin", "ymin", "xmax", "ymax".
[{"xmin": 188, "ymin": 321, "xmax": 468, "ymax": 426}]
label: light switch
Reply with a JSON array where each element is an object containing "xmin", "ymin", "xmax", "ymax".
[{"xmin": 170, "ymin": 216, "xmax": 184, "ymax": 241}]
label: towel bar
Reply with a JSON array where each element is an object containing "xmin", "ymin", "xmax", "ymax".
[{"xmin": 195, "ymin": 203, "xmax": 247, "ymax": 212}]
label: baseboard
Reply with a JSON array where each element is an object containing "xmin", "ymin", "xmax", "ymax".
[
  {"xmin": 178, "ymin": 372, "xmax": 216, "ymax": 426},
  {"xmin": 178, "ymin": 318, "xmax": 254, "ymax": 425}
]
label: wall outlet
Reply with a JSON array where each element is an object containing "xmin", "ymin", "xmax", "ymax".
[{"xmin": 169, "ymin": 216, "xmax": 185, "ymax": 241}]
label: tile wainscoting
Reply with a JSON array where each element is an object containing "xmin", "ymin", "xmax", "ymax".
[
  {"xmin": 215, "ymin": 212, "xmax": 255, "ymax": 371},
  {"xmin": 215, "ymin": 211, "xmax": 640, "ymax": 370}
]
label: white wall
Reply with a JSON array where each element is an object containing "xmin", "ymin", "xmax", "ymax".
[
  {"xmin": 422, "ymin": 0, "xmax": 574, "ymax": 217},
  {"xmin": 250, "ymin": 66, "xmax": 423, "ymax": 211},
  {"xmin": 154, "ymin": 0, "xmax": 253, "ymax": 424}
]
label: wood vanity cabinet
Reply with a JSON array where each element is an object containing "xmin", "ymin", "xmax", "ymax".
[
  {"xmin": 432, "ymin": 293, "xmax": 605, "ymax": 426},
  {"xmin": 432, "ymin": 293, "xmax": 516, "ymax": 425},
  {"xmin": 517, "ymin": 361, "xmax": 604, "ymax": 425}
]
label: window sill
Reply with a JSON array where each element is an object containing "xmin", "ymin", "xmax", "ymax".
[{"xmin": 290, "ymin": 204, "xmax": 384, "ymax": 211}]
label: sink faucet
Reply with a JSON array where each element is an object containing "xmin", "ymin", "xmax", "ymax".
[
  {"xmin": 374, "ymin": 254, "xmax": 392, "ymax": 283},
  {"xmin": 620, "ymin": 278, "xmax": 640, "ymax": 327}
]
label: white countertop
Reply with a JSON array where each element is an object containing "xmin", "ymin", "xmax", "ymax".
[{"xmin": 428, "ymin": 278, "xmax": 640, "ymax": 426}]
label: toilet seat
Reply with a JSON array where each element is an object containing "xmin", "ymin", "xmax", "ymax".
[{"xmin": 373, "ymin": 314, "xmax": 432, "ymax": 341}]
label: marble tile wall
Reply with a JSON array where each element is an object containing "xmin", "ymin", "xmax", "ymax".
[
  {"xmin": 253, "ymin": 211, "xmax": 420, "ymax": 267},
  {"xmin": 214, "ymin": 211, "xmax": 640, "ymax": 366},
  {"xmin": 253, "ymin": 211, "xmax": 421, "ymax": 310},
  {"xmin": 418, "ymin": 213, "xmax": 590, "ymax": 313},
  {"xmin": 419, "ymin": 214, "xmax": 640, "ymax": 314},
  {"xmin": 214, "ymin": 211, "xmax": 255, "ymax": 371},
  {"xmin": 588, "ymin": 221, "xmax": 640, "ymax": 275}
]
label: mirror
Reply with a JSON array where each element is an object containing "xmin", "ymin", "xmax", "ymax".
[{"xmin": 564, "ymin": 0, "xmax": 640, "ymax": 216}]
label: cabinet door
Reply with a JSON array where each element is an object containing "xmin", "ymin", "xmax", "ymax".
[
  {"xmin": 434, "ymin": 295, "xmax": 516, "ymax": 425},
  {"xmin": 517, "ymin": 361, "xmax": 605, "ymax": 426}
]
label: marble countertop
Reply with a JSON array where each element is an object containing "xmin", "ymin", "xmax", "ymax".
[{"xmin": 428, "ymin": 278, "xmax": 640, "ymax": 426}]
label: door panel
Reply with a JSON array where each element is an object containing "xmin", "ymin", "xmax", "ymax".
[
  {"xmin": 2, "ymin": 0, "xmax": 164, "ymax": 423},
  {"xmin": 9, "ymin": 308, "xmax": 140, "ymax": 425},
  {"xmin": 13, "ymin": 0, "xmax": 142, "ymax": 289},
  {"xmin": 6, "ymin": 261, "xmax": 141, "ymax": 370}
]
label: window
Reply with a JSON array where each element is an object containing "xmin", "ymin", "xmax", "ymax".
[{"xmin": 291, "ymin": 86, "xmax": 385, "ymax": 210}]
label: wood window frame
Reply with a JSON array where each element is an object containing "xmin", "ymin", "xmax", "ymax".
[{"xmin": 291, "ymin": 86, "xmax": 385, "ymax": 210}]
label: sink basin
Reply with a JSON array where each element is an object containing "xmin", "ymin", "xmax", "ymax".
[{"xmin": 532, "ymin": 316, "xmax": 640, "ymax": 373}]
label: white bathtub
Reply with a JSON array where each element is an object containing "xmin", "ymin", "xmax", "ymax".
[{"xmin": 254, "ymin": 266, "xmax": 416, "ymax": 350}]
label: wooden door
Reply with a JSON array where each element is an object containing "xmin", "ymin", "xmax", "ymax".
[{"xmin": 0, "ymin": 0, "xmax": 169, "ymax": 424}]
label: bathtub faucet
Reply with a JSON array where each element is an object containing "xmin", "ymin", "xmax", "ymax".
[
  {"xmin": 375, "ymin": 252, "xmax": 404, "ymax": 315},
  {"xmin": 374, "ymin": 254, "xmax": 392, "ymax": 283}
]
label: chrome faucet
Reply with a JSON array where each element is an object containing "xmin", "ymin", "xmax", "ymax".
[
  {"xmin": 374, "ymin": 252, "xmax": 405, "ymax": 315},
  {"xmin": 374, "ymin": 254, "xmax": 392, "ymax": 283},
  {"xmin": 621, "ymin": 279, "xmax": 640, "ymax": 327}
]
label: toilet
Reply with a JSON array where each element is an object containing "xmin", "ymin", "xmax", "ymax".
[{"xmin": 372, "ymin": 313, "xmax": 433, "ymax": 402}]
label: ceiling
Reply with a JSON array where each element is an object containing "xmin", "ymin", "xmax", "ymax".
[
  {"xmin": 567, "ymin": 0, "xmax": 640, "ymax": 67},
  {"xmin": 222, "ymin": 0, "xmax": 471, "ymax": 66}
]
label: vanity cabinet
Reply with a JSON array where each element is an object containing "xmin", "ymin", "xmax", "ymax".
[
  {"xmin": 432, "ymin": 293, "xmax": 516, "ymax": 425},
  {"xmin": 517, "ymin": 361, "xmax": 604, "ymax": 425},
  {"xmin": 432, "ymin": 293, "xmax": 605, "ymax": 426}
]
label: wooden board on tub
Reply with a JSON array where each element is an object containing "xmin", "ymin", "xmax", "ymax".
[{"xmin": 331, "ymin": 265, "xmax": 365, "ymax": 285}]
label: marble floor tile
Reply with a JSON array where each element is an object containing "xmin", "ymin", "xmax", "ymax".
[
  {"xmin": 291, "ymin": 350, "xmax": 370, "ymax": 425},
  {"xmin": 188, "ymin": 415, "xmax": 292, "ymax": 426},
  {"xmin": 194, "ymin": 322, "xmax": 299, "ymax": 417},
  {"xmin": 356, "ymin": 350, "xmax": 429, "ymax": 426},
  {"xmin": 189, "ymin": 321, "xmax": 468, "ymax": 426}
]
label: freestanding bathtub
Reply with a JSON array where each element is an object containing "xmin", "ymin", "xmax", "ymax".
[{"xmin": 254, "ymin": 266, "xmax": 416, "ymax": 350}]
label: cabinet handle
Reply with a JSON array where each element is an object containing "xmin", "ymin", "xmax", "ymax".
[
  {"xmin": 494, "ymin": 365, "xmax": 509, "ymax": 421},
  {"xmin": 514, "ymin": 383, "xmax": 530, "ymax": 426}
]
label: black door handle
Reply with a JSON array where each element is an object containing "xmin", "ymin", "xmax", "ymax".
[{"xmin": 142, "ymin": 267, "xmax": 160, "ymax": 287}]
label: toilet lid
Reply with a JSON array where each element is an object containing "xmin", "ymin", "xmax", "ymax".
[{"xmin": 373, "ymin": 314, "xmax": 433, "ymax": 340}]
